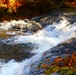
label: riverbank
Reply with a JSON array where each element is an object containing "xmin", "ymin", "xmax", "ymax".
[
  {"xmin": 1, "ymin": 6, "xmax": 76, "ymax": 22},
  {"xmin": 30, "ymin": 36, "xmax": 76, "ymax": 75}
]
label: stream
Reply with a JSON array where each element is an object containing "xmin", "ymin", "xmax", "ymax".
[{"xmin": 0, "ymin": 10, "xmax": 76, "ymax": 75}]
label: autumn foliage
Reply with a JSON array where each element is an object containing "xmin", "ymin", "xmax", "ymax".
[
  {"xmin": 45, "ymin": 52, "xmax": 76, "ymax": 75},
  {"xmin": 0, "ymin": 0, "xmax": 76, "ymax": 13},
  {"xmin": 37, "ymin": 52, "xmax": 76, "ymax": 75},
  {"xmin": 0, "ymin": 0, "xmax": 24, "ymax": 13}
]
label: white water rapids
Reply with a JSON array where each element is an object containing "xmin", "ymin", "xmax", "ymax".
[{"xmin": 0, "ymin": 16, "xmax": 76, "ymax": 75}]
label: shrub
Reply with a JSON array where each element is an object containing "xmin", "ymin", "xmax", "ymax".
[
  {"xmin": 36, "ymin": 52, "xmax": 76, "ymax": 75},
  {"xmin": 45, "ymin": 52, "xmax": 76, "ymax": 75}
]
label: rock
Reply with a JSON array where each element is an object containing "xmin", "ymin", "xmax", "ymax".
[
  {"xmin": 26, "ymin": 20, "xmax": 42, "ymax": 32},
  {"xmin": 0, "ymin": 9, "xmax": 76, "ymax": 33},
  {"xmin": 51, "ymin": 38, "xmax": 76, "ymax": 55},
  {"xmin": 29, "ymin": 37, "xmax": 76, "ymax": 75},
  {"xmin": 0, "ymin": 42, "xmax": 34, "ymax": 61},
  {"xmin": 11, "ymin": 20, "xmax": 27, "ymax": 29},
  {"xmin": 11, "ymin": 19, "xmax": 42, "ymax": 32}
]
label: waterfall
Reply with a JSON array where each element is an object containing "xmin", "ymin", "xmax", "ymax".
[{"xmin": 0, "ymin": 14, "xmax": 76, "ymax": 75}]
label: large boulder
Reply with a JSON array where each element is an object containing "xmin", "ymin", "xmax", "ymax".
[{"xmin": 11, "ymin": 19, "xmax": 42, "ymax": 32}]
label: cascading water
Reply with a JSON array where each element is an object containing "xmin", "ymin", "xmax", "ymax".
[{"xmin": 0, "ymin": 13, "xmax": 76, "ymax": 75}]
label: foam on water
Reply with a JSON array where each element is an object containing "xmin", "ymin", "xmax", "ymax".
[
  {"xmin": 0, "ymin": 22, "xmax": 12, "ymax": 30},
  {"xmin": 0, "ymin": 16, "xmax": 76, "ymax": 75},
  {"xmin": 0, "ymin": 20, "xmax": 27, "ymax": 30}
]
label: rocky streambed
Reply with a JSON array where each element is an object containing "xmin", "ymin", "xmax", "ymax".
[
  {"xmin": 0, "ymin": 8, "xmax": 76, "ymax": 33},
  {"xmin": 0, "ymin": 8, "xmax": 76, "ymax": 75}
]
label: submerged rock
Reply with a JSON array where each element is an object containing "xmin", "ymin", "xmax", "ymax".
[{"xmin": 0, "ymin": 42, "xmax": 35, "ymax": 61}]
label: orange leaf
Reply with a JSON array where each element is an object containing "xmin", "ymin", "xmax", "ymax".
[{"xmin": 41, "ymin": 64, "xmax": 48, "ymax": 69}]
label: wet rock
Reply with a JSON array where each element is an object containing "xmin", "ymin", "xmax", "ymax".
[
  {"xmin": 26, "ymin": 20, "xmax": 42, "ymax": 32},
  {"xmin": 11, "ymin": 20, "xmax": 27, "ymax": 30},
  {"xmin": 50, "ymin": 38, "xmax": 76, "ymax": 56},
  {"xmin": 30, "ymin": 37, "xmax": 76, "ymax": 75},
  {"xmin": 11, "ymin": 19, "xmax": 42, "ymax": 32},
  {"xmin": 0, "ymin": 9, "xmax": 76, "ymax": 33},
  {"xmin": 0, "ymin": 42, "xmax": 35, "ymax": 61}
]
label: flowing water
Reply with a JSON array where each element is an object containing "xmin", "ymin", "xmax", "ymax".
[{"xmin": 0, "ymin": 12, "xmax": 76, "ymax": 75}]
